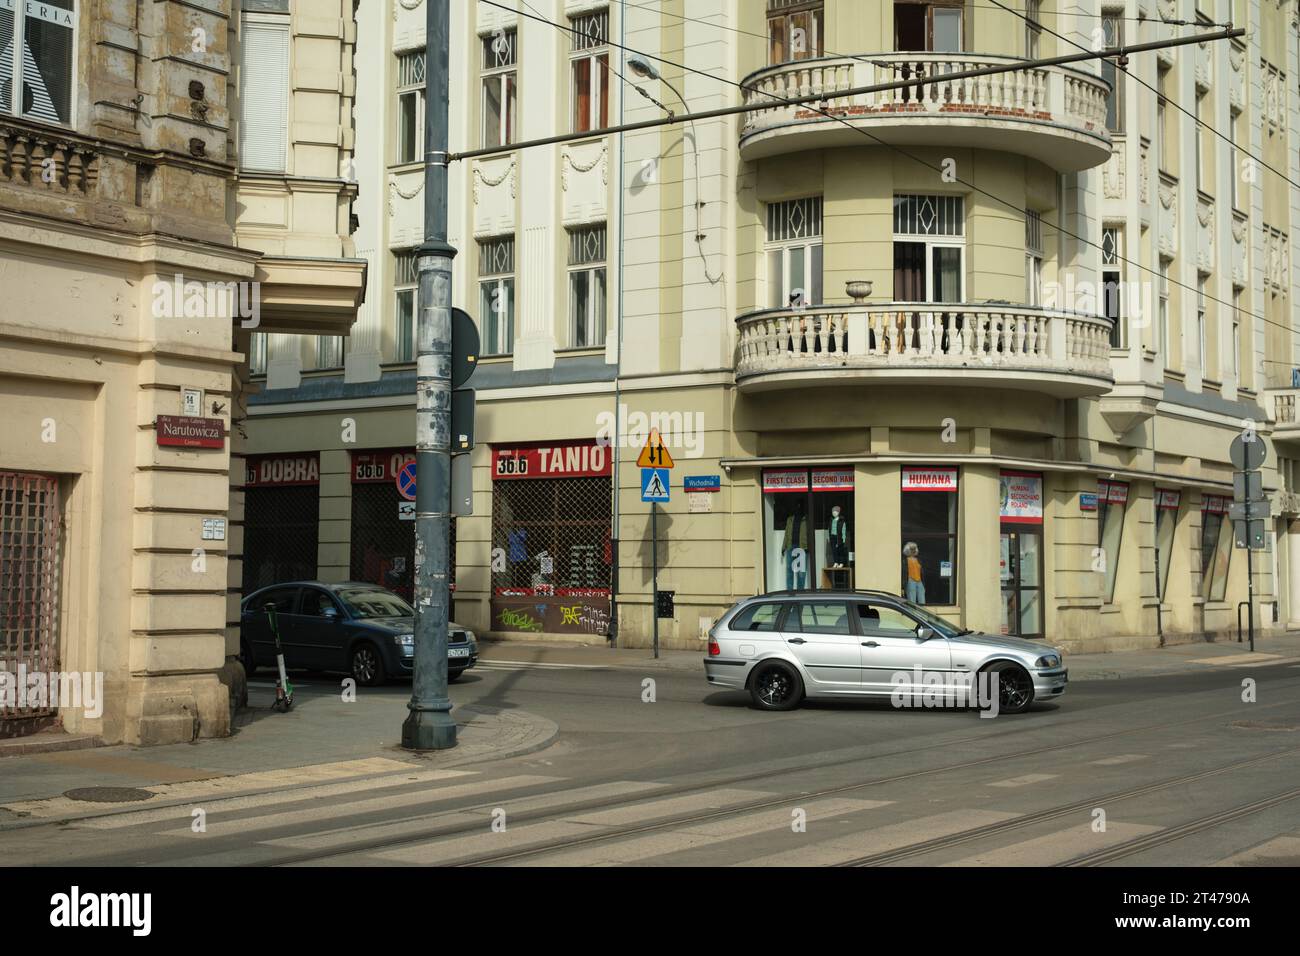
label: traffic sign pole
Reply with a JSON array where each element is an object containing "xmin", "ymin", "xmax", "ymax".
[{"xmin": 651, "ymin": 502, "xmax": 659, "ymax": 660}]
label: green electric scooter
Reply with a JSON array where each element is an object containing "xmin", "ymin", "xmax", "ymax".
[{"xmin": 264, "ymin": 602, "xmax": 295, "ymax": 712}]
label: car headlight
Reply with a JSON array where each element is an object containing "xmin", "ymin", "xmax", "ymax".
[
  {"xmin": 1035, "ymin": 653, "xmax": 1061, "ymax": 668},
  {"xmin": 464, "ymin": 630, "xmax": 477, "ymax": 647},
  {"xmin": 394, "ymin": 632, "xmax": 414, "ymax": 647}
]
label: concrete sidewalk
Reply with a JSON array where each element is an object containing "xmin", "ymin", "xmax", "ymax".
[
  {"xmin": 0, "ymin": 678, "xmax": 557, "ymax": 824},
  {"xmin": 476, "ymin": 629, "xmax": 1300, "ymax": 681}
]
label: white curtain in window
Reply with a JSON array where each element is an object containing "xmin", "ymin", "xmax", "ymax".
[{"xmin": 239, "ymin": 17, "xmax": 290, "ymax": 173}]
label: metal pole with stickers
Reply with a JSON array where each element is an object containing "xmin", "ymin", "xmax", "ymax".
[{"xmin": 1228, "ymin": 427, "xmax": 1268, "ymax": 653}]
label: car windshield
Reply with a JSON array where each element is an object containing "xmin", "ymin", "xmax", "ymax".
[
  {"xmin": 338, "ymin": 590, "xmax": 413, "ymax": 619},
  {"xmin": 898, "ymin": 600, "xmax": 959, "ymax": 637}
]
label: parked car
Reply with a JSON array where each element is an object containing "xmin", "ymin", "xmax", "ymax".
[
  {"xmin": 703, "ymin": 589, "xmax": 1067, "ymax": 714},
  {"xmin": 240, "ymin": 581, "xmax": 477, "ymax": 687}
]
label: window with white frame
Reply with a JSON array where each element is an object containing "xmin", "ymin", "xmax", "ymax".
[
  {"xmin": 569, "ymin": 9, "xmax": 609, "ymax": 133},
  {"xmin": 766, "ymin": 196, "xmax": 823, "ymax": 309},
  {"xmin": 481, "ymin": 29, "xmax": 517, "ymax": 149},
  {"xmin": 238, "ymin": 13, "xmax": 290, "ymax": 172},
  {"xmin": 393, "ymin": 250, "xmax": 418, "ymax": 362},
  {"xmin": 0, "ymin": 0, "xmax": 76, "ymax": 126},
  {"xmin": 1195, "ymin": 90, "xmax": 1208, "ymax": 194},
  {"xmin": 1197, "ymin": 275, "xmax": 1208, "ymax": 374},
  {"xmin": 893, "ymin": 194, "xmax": 964, "ymax": 303},
  {"xmin": 1156, "ymin": 65, "xmax": 1169, "ymax": 172},
  {"xmin": 396, "ymin": 50, "xmax": 425, "ymax": 165},
  {"xmin": 1102, "ymin": 225, "xmax": 1126, "ymax": 349},
  {"xmin": 316, "ymin": 335, "xmax": 344, "ymax": 369},
  {"xmin": 1230, "ymin": 107, "xmax": 1243, "ymax": 209},
  {"xmin": 567, "ymin": 225, "xmax": 607, "ymax": 348},
  {"xmin": 478, "ymin": 236, "xmax": 515, "ymax": 356},
  {"xmin": 1025, "ymin": 0, "xmax": 1042, "ymax": 59},
  {"xmin": 767, "ymin": 0, "xmax": 823, "ymax": 64},
  {"xmin": 1101, "ymin": 12, "xmax": 1124, "ymax": 133},
  {"xmin": 1233, "ymin": 287, "xmax": 1244, "ymax": 384},
  {"xmin": 1158, "ymin": 257, "xmax": 1171, "ymax": 360},
  {"xmin": 1026, "ymin": 210, "xmax": 1043, "ymax": 307}
]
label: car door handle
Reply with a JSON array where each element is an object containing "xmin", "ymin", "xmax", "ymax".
[
  {"xmin": 861, "ymin": 641, "xmax": 879, "ymax": 648},
  {"xmin": 786, "ymin": 638, "xmax": 806, "ymax": 645}
]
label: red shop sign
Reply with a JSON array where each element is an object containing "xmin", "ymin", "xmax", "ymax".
[
  {"xmin": 902, "ymin": 466, "xmax": 958, "ymax": 492},
  {"xmin": 244, "ymin": 453, "xmax": 320, "ymax": 487},
  {"xmin": 491, "ymin": 440, "xmax": 611, "ymax": 480},
  {"xmin": 351, "ymin": 448, "xmax": 415, "ymax": 484},
  {"xmin": 762, "ymin": 469, "xmax": 809, "ymax": 494}
]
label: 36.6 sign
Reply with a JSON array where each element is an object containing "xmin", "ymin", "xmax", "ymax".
[
  {"xmin": 351, "ymin": 449, "xmax": 415, "ymax": 483},
  {"xmin": 495, "ymin": 454, "xmax": 529, "ymax": 477}
]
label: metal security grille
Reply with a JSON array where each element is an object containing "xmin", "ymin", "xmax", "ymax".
[
  {"xmin": 767, "ymin": 196, "xmax": 823, "ymax": 242},
  {"xmin": 569, "ymin": 10, "xmax": 608, "ymax": 50},
  {"xmin": 350, "ymin": 483, "xmax": 456, "ymax": 604},
  {"xmin": 1, "ymin": 472, "xmax": 61, "ymax": 720},
  {"xmin": 242, "ymin": 486, "xmax": 318, "ymax": 593},
  {"xmin": 492, "ymin": 477, "xmax": 610, "ymax": 592},
  {"xmin": 894, "ymin": 194, "xmax": 964, "ymax": 237}
]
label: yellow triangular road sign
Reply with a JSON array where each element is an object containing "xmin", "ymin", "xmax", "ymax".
[{"xmin": 636, "ymin": 428, "xmax": 675, "ymax": 468}]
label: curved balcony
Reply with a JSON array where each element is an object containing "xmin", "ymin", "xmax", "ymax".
[
  {"xmin": 735, "ymin": 303, "xmax": 1114, "ymax": 397},
  {"xmin": 739, "ymin": 53, "xmax": 1112, "ymax": 173}
]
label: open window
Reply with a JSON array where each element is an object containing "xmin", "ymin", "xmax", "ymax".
[{"xmin": 894, "ymin": 1, "xmax": 964, "ymax": 53}]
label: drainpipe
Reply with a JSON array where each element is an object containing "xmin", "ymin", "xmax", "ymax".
[{"xmin": 607, "ymin": 0, "xmax": 627, "ymax": 649}]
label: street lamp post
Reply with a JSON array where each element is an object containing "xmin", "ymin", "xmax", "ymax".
[{"xmin": 402, "ymin": 0, "xmax": 457, "ymax": 751}]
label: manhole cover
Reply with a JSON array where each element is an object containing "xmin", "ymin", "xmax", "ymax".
[
  {"xmin": 1230, "ymin": 720, "xmax": 1300, "ymax": 732},
  {"xmin": 63, "ymin": 787, "xmax": 154, "ymax": 803}
]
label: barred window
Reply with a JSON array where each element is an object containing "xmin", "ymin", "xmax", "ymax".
[
  {"xmin": 894, "ymin": 194, "xmax": 964, "ymax": 236},
  {"xmin": 481, "ymin": 29, "xmax": 517, "ymax": 149},
  {"xmin": 766, "ymin": 197, "xmax": 823, "ymax": 308},
  {"xmin": 569, "ymin": 9, "xmax": 609, "ymax": 132},
  {"xmin": 492, "ymin": 477, "xmax": 611, "ymax": 593},
  {"xmin": 0, "ymin": 0, "xmax": 76, "ymax": 125},
  {"xmin": 394, "ymin": 250, "xmax": 418, "ymax": 362},
  {"xmin": 316, "ymin": 335, "xmax": 344, "ymax": 370},
  {"xmin": 1101, "ymin": 12, "xmax": 1124, "ymax": 133},
  {"xmin": 1026, "ymin": 211, "xmax": 1043, "ymax": 257},
  {"xmin": 568, "ymin": 225, "xmax": 607, "ymax": 347},
  {"xmin": 396, "ymin": 50, "xmax": 425, "ymax": 164},
  {"xmin": 1026, "ymin": 211, "xmax": 1043, "ymax": 307},
  {"xmin": 479, "ymin": 236, "xmax": 515, "ymax": 356}
]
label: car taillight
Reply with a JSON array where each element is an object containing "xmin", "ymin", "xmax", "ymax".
[{"xmin": 708, "ymin": 638, "xmax": 721, "ymax": 656}]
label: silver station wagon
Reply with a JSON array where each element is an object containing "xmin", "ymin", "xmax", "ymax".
[{"xmin": 704, "ymin": 590, "xmax": 1067, "ymax": 714}]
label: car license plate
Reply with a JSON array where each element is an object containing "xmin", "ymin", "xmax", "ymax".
[{"xmin": 449, "ymin": 647, "xmax": 470, "ymax": 658}]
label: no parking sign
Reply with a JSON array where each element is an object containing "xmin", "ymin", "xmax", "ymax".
[{"xmin": 396, "ymin": 461, "xmax": 417, "ymax": 501}]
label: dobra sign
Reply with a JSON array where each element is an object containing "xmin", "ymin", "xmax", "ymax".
[
  {"xmin": 491, "ymin": 440, "xmax": 611, "ymax": 480},
  {"xmin": 244, "ymin": 454, "xmax": 320, "ymax": 487},
  {"xmin": 155, "ymin": 415, "xmax": 224, "ymax": 449}
]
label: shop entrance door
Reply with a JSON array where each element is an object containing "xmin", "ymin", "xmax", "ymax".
[{"xmin": 999, "ymin": 526, "xmax": 1043, "ymax": 638}]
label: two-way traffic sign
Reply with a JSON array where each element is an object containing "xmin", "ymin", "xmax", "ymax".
[{"xmin": 637, "ymin": 428, "xmax": 675, "ymax": 469}]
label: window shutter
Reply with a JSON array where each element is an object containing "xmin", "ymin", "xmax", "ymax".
[{"xmin": 239, "ymin": 17, "xmax": 290, "ymax": 172}]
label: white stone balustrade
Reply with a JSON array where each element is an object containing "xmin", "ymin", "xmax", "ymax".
[
  {"xmin": 738, "ymin": 53, "xmax": 1112, "ymax": 173},
  {"xmin": 735, "ymin": 303, "xmax": 1114, "ymax": 395}
]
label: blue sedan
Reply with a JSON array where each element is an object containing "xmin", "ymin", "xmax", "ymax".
[{"xmin": 240, "ymin": 581, "xmax": 478, "ymax": 687}]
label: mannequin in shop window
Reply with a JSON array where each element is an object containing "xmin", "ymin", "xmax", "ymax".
[
  {"xmin": 827, "ymin": 505, "xmax": 850, "ymax": 569},
  {"xmin": 783, "ymin": 511, "xmax": 809, "ymax": 589},
  {"xmin": 903, "ymin": 541, "xmax": 926, "ymax": 604}
]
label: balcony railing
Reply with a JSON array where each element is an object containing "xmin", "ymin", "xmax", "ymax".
[
  {"xmin": 739, "ymin": 53, "xmax": 1112, "ymax": 172},
  {"xmin": 735, "ymin": 303, "xmax": 1114, "ymax": 396},
  {"xmin": 0, "ymin": 118, "xmax": 99, "ymax": 195},
  {"xmin": 1267, "ymin": 387, "xmax": 1300, "ymax": 441}
]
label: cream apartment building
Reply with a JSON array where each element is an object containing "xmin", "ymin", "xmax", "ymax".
[
  {"xmin": 242, "ymin": 0, "xmax": 1300, "ymax": 662},
  {"xmin": 0, "ymin": 0, "xmax": 363, "ymax": 743}
]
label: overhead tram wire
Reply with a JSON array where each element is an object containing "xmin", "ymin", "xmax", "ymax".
[
  {"xmin": 988, "ymin": 0, "xmax": 1300, "ymax": 195},
  {"xmin": 473, "ymin": 1, "xmax": 1291, "ymax": 366}
]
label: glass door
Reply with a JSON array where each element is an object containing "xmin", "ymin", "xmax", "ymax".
[{"xmin": 999, "ymin": 527, "xmax": 1044, "ymax": 638}]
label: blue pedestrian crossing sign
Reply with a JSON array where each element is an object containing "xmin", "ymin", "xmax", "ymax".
[{"xmin": 641, "ymin": 468, "xmax": 670, "ymax": 503}]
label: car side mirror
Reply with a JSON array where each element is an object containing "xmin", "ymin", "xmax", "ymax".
[
  {"xmin": 323, "ymin": 607, "xmax": 339, "ymax": 621},
  {"xmin": 916, "ymin": 625, "xmax": 935, "ymax": 641}
]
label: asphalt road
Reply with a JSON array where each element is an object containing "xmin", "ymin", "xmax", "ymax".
[{"xmin": 2, "ymin": 660, "xmax": 1299, "ymax": 866}]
